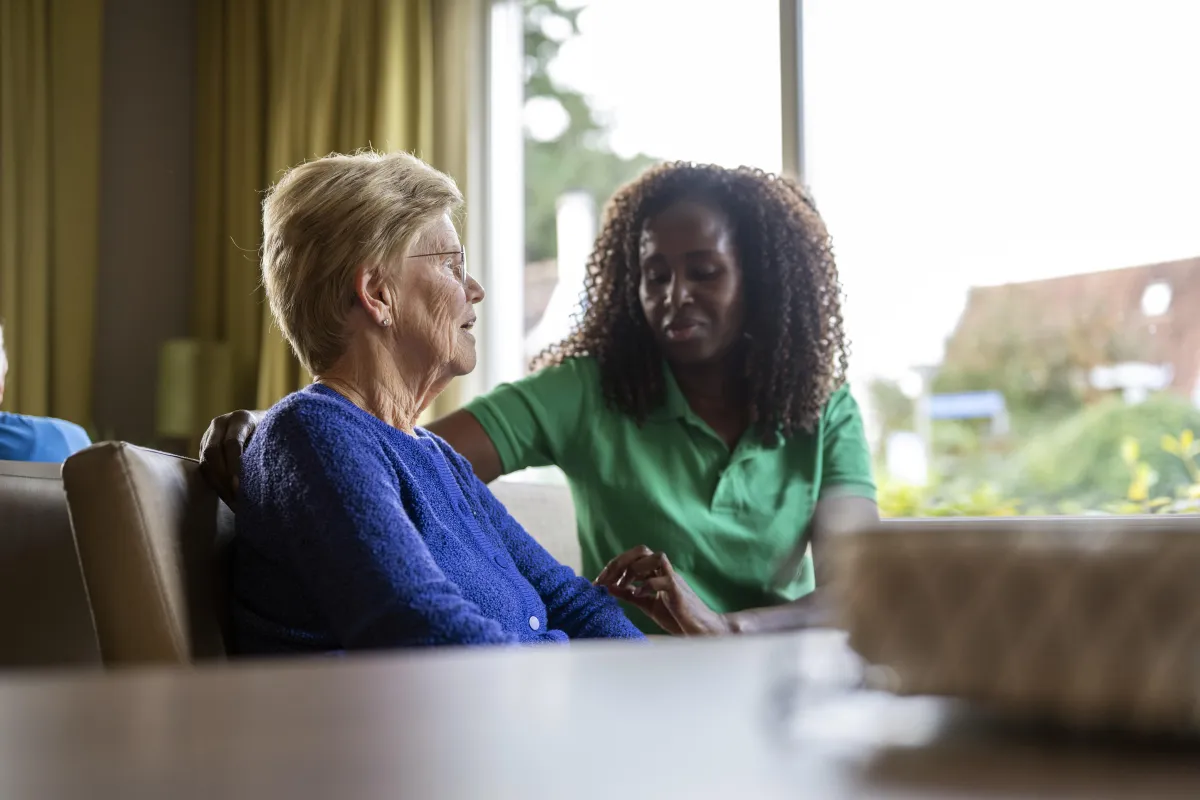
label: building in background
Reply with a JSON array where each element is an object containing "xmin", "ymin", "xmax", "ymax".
[{"xmin": 940, "ymin": 256, "xmax": 1200, "ymax": 407}]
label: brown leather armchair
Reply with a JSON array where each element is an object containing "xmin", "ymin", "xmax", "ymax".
[{"xmin": 62, "ymin": 443, "xmax": 234, "ymax": 666}]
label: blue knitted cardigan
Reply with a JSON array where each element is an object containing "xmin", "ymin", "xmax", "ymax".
[{"xmin": 230, "ymin": 384, "xmax": 644, "ymax": 653}]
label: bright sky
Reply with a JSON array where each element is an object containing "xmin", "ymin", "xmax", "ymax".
[
  {"xmin": 538, "ymin": 0, "xmax": 1200, "ymax": 380},
  {"xmin": 548, "ymin": 0, "xmax": 782, "ymax": 169}
]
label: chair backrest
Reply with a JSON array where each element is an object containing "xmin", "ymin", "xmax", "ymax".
[
  {"xmin": 0, "ymin": 460, "xmax": 101, "ymax": 668},
  {"xmin": 490, "ymin": 477, "xmax": 581, "ymax": 574},
  {"xmin": 62, "ymin": 443, "xmax": 235, "ymax": 666}
]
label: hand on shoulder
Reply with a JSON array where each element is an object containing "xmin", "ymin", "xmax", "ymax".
[{"xmin": 199, "ymin": 409, "xmax": 260, "ymax": 507}]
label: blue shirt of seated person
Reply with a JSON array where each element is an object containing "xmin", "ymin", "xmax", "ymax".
[
  {"xmin": 227, "ymin": 150, "xmax": 641, "ymax": 653},
  {"xmin": 232, "ymin": 385, "xmax": 642, "ymax": 652},
  {"xmin": 0, "ymin": 411, "xmax": 91, "ymax": 463},
  {"xmin": 0, "ymin": 323, "xmax": 91, "ymax": 464}
]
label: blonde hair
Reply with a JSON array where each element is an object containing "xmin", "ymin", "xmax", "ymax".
[{"xmin": 261, "ymin": 150, "xmax": 462, "ymax": 374}]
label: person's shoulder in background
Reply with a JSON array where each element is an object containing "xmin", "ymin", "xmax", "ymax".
[{"xmin": 0, "ymin": 411, "xmax": 91, "ymax": 463}]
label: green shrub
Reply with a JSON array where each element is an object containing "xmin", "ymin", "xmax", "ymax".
[
  {"xmin": 880, "ymin": 424, "xmax": 1200, "ymax": 518},
  {"xmin": 878, "ymin": 481, "xmax": 1020, "ymax": 518},
  {"xmin": 1007, "ymin": 395, "xmax": 1200, "ymax": 508}
]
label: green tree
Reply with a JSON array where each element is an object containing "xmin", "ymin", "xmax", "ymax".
[{"xmin": 523, "ymin": 0, "xmax": 658, "ymax": 263}]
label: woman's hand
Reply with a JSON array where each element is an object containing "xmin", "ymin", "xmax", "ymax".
[
  {"xmin": 198, "ymin": 410, "xmax": 260, "ymax": 508},
  {"xmin": 594, "ymin": 546, "xmax": 730, "ymax": 636}
]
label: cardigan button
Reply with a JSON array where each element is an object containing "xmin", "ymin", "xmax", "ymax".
[{"xmin": 529, "ymin": 616, "xmax": 540, "ymax": 631}]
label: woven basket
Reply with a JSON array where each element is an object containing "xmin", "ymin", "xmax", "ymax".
[{"xmin": 833, "ymin": 516, "xmax": 1200, "ymax": 732}]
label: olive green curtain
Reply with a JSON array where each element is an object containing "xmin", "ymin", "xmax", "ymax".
[
  {"xmin": 421, "ymin": 0, "xmax": 478, "ymax": 421},
  {"xmin": 195, "ymin": 0, "xmax": 478, "ymax": 416},
  {"xmin": 0, "ymin": 0, "xmax": 103, "ymax": 425}
]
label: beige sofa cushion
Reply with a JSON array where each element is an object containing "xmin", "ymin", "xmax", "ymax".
[
  {"xmin": 0, "ymin": 460, "xmax": 100, "ymax": 668},
  {"xmin": 490, "ymin": 477, "xmax": 581, "ymax": 574},
  {"xmin": 62, "ymin": 443, "xmax": 234, "ymax": 666}
]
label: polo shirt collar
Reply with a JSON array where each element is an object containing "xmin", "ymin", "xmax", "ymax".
[{"xmin": 649, "ymin": 364, "xmax": 785, "ymax": 450}]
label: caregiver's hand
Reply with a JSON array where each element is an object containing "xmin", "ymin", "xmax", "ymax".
[
  {"xmin": 594, "ymin": 545, "xmax": 730, "ymax": 636},
  {"xmin": 199, "ymin": 409, "xmax": 260, "ymax": 508}
]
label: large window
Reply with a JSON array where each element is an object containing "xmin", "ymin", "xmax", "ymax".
[
  {"xmin": 493, "ymin": 0, "xmax": 1200, "ymax": 515},
  {"xmin": 805, "ymin": 1, "xmax": 1200, "ymax": 515},
  {"xmin": 520, "ymin": 0, "xmax": 782, "ymax": 364}
]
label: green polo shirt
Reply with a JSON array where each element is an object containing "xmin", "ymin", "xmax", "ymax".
[{"xmin": 464, "ymin": 357, "xmax": 875, "ymax": 632}]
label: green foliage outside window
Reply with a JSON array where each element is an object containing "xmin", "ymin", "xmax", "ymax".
[
  {"xmin": 880, "ymin": 422, "xmax": 1200, "ymax": 518},
  {"xmin": 523, "ymin": 0, "xmax": 658, "ymax": 264}
]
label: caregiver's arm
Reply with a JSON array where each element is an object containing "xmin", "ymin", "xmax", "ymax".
[
  {"xmin": 429, "ymin": 358, "xmax": 594, "ymax": 484},
  {"xmin": 425, "ymin": 411, "xmax": 504, "ymax": 484},
  {"xmin": 201, "ymin": 358, "xmax": 590, "ymax": 500},
  {"xmin": 198, "ymin": 406, "xmax": 504, "ymax": 500}
]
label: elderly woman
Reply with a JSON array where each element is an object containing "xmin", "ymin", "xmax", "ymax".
[
  {"xmin": 228, "ymin": 151, "xmax": 643, "ymax": 653},
  {"xmin": 206, "ymin": 162, "xmax": 877, "ymax": 639}
]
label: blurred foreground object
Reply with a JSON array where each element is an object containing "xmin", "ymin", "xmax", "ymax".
[{"xmin": 834, "ymin": 516, "xmax": 1200, "ymax": 734}]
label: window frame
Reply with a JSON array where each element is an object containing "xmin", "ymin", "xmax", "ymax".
[
  {"xmin": 464, "ymin": 0, "xmax": 528, "ymax": 404},
  {"xmin": 471, "ymin": 0, "xmax": 802, "ymax": 401},
  {"xmin": 780, "ymin": 0, "xmax": 805, "ymax": 181}
]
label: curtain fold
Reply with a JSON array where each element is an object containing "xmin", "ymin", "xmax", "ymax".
[
  {"xmin": 193, "ymin": 0, "xmax": 266, "ymax": 419},
  {"xmin": 196, "ymin": 0, "xmax": 476, "ymax": 418},
  {"xmin": 0, "ymin": 0, "xmax": 103, "ymax": 425},
  {"xmin": 421, "ymin": 0, "xmax": 479, "ymax": 420}
]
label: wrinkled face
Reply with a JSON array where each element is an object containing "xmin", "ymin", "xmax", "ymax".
[
  {"xmin": 391, "ymin": 214, "xmax": 484, "ymax": 378},
  {"xmin": 638, "ymin": 199, "xmax": 745, "ymax": 366}
]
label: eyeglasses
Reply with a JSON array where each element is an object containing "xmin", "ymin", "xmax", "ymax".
[{"xmin": 407, "ymin": 247, "xmax": 468, "ymax": 286}]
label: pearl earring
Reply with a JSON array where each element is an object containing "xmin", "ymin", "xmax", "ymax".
[{"xmin": 381, "ymin": 318, "xmax": 391, "ymax": 327}]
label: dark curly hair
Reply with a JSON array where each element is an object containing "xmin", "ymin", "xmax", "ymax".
[{"xmin": 534, "ymin": 162, "xmax": 850, "ymax": 439}]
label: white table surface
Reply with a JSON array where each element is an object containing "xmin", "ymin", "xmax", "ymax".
[{"xmin": 1, "ymin": 631, "xmax": 1198, "ymax": 799}]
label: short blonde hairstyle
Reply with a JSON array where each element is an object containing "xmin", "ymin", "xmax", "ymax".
[{"xmin": 261, "ymin": 150, "xmax": 462, "ymax": 374}]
